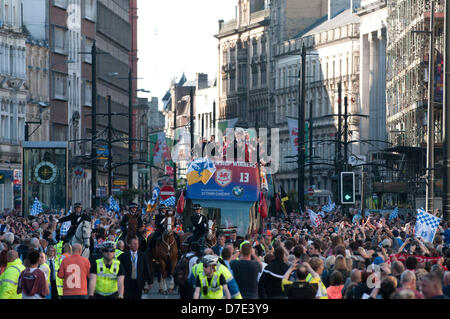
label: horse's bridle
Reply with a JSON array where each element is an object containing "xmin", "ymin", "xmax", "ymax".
[{"xmin": 75, "ymin": 222, "xmax": 91, "ymax": 255}]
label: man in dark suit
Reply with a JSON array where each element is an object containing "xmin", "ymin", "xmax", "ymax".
[
  {"xmin": 211, "ymin": 233, "xmax": 226, "ymax": 256},
  {"xmin": 118, "ymin": 237, "xmax": 152, "ymax": 299}
]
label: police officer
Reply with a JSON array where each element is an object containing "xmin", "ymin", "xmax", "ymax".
[
  {"xmin": 88, "ymin": 241, "xmax": 125, "ymax": 299},
  {"xmin": 189, "ymin": 204, "xmax": 207, "ymax": 245},
  {"xmin": 58, "ymin": 203, "xmax": 91, "ymax": 244},
  {"xmin": 120, "ymin": 202, "xmax": 144, "ymax": 240},
  {"xmin": 193, "ymin": 255, "xmax": 231, "ymax": 299},
  {"xmin": 147, "ymin": 203, "xmax": 168, "ymax": 251}
]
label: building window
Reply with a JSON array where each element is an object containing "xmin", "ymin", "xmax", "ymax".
[
  {"xmin": 82, "ymin": 0, "xmax": 97, "ymax": 22},
  {"xmin": 53, "ymin": 0, "xmax": 68, "ymax": 9},
  {"xmin": 252, "ymin": 66, "xmax": 258, "ymax": 88},
  {"xmin": 53, "ymin": 72, "xmax": 68, "ymax": 100},
  {"xmin": 239, "ymin": 64, "xmax": 247, "ymax": 88},
  {"xmin": 82, "ymin": 38, "xmax": 93, "ymax": 64},
  {"xmin": 53, "ymin": 26, "xmax": 67, "ymax": 55},
  {"xmin": 83, "ymin": 81, "xmax": 92, "ymax": 106},
  {"xmin": 230, "ymin": 71, "xmax": 235, "ymax": 92}
]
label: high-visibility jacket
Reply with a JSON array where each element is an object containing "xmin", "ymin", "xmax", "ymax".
[
  {"xmin": 55, "ymin": 253, "xmax": 70, "ymax": 296},
  {"xmin": 306, "ymin": 273, "xmax": 328, "ymax": 299},
  {"xmin": 94, "ymin": 258, "xmax": 121, "ymax": 296},
  {"xmin": 190, "ymin": 262, "xmax": 242, "ymax": 299},
  {"xmin": 55, "ymin": 241, "xmax": 64, "ymax": 259},
  {"xmin": 0, "ymin": 259, "xmax": 25, "ymax": 299},
  {"xmin": 198, "ymin": 271, "xmax": 224, "ymax": 299},
  {"xmin": 239, "ymin": 240, "xmax": 250, "ymax": 250},
  {"xmin": 114, "ymin": 249, "xmax": 123, "ymax": 259},
  {"xmin": 114, "ymin": 234, "xmax": 121, "ymax": 246}
]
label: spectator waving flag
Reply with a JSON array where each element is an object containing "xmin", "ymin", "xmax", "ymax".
[
  {"xmin": 30, "ymin": 197, "xmax": 43, "ymax": 216},
  {"xmin": 352, "ymin": 210, "xmax": 362, "ymax": 224},
  {"xmin": 307, "ymin": 209, "xmax": 322, "ymax": 227},
  {"xmin": 322, "ymin": 196, "xmax": 336, "ymax": 213},
  {"xmin": 160, "ymin": 196, "xmax": 176, "ymax": 207},
  {"xmin": 389, "ymin": 207, "xmax": 399, "ymax": 221},
  {"xmin": 109, "ymin": 195, "xmax": 120, "ymax": 212},
  {"xmin": 414, "ymin": 208, "xmax": 441, "ymax": 243}
]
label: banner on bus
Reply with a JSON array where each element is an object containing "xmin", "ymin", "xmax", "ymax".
[{"xmin": 186, "ymin": 161, "xmax": 260, "ymax": 202}]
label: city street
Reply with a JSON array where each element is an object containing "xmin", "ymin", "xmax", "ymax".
[{"xmin": 0, "ymin": 0, "xmax": 449, "ymax": 303}]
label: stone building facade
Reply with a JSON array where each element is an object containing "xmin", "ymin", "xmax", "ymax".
[{"xmin": 0, "ymin": 0, "xmax": 28, "ymax": 211}]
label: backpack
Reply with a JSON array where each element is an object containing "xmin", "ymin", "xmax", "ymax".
[{"xmin": 174, "ymin": 254, "xmax": 194, "ymax": 286}]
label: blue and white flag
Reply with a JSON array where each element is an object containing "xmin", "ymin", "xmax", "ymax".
[
  {"xmin": 352, "ymin": 210, "xmax": 362, "ymax": 224},
  {"xmin": 60, "ymin": 209, "xmax": 71, "ymax": 236},
  {"xmin": 307, "ymin": 209, "xmax": 322, "ymax": 227},
  {"xmin": 415, "ymin": 208, "xmax": 441, "ymax": 243},
  {"xmin": 322, "ymin": 196, "xmax": 336, "ymax": 213},
  {"xmin": 149, "ymin": 187, "xmax": 160, "ymax": 206},
  {"xmin": 30, "ymin": 197, "xmax": 43, "ymax": 216},
  {"xmin": 160, "ymin": 196, "xmax": 176, "ymax": 207},
  {"xmin": 109, "ymin": 195, "xmax": 120, "ymax": 212},
  {"xmin": 389, "ymin": 207, "xmax": 399, "ymax": 221}
]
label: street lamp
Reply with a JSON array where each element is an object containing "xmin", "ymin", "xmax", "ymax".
[
  {"xmin": 108, "ymin": 70, "xmax": 144, "ymax": 190},
  {"xmin": 25, "ymin": 101, "xmax": 49, "ymax": 141}
]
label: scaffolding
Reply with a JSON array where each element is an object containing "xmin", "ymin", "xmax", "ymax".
[
  {"xmin": 385, "ymin": 0, "xmax": 445, "ymax": 203},
  {"xmin": 386, "ymin": 0, "xmax": 445, "ymax": 148}
]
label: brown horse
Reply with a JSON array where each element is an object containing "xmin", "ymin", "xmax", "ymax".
[
  {"xmin": 147, "ymin": 211, "xmax": 178, "ymax": 294},
  {"xmin": 124, "ymin": 214, "xmax": 147, "ymax": 251}
]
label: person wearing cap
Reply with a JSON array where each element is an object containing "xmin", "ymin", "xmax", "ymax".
[
  {"xmin": 120, "ymin": 203, "xmax": 144, "ymax": 241},
  {"xmin": 88, "ymin": 241, "xmax": 125, "ymax": 299},
  {"xmin": 193, "ymin": 255, "xmax": 231, "ymax": 299},
  {"xmin": 147, "ymin": 204, "xmax": 169, "ymax": 251},
  {"xmin": 189, "ymin": 204, "xmax": 207, "ymax": 246},
  {"xmin": 58, "ymin": 203, "xmax": 91, "ymax": 244}
]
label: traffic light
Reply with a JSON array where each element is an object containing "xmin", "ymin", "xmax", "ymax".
[{"xmin": 340, "ymin": 172, "xmax": 355, "ymax": 204}]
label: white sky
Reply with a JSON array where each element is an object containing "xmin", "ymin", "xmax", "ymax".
[{"xmin": 137, "ymin": 0, "xmax": 238, "ymax": 109}]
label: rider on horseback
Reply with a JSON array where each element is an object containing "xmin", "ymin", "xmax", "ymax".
[
  {"xmin": 188, "ymin": 204, "xmax": 207, "ymax": 246},
  {"xmin": 120, "ymin": 202, "xmax": 143, "ymax": 240},
  {"xmin": 58, "ymin": 203, "xmax": 91, "ymax": 244},
  {"xmin": 147, "ymin": 203, "xmax": 180, "ymax": 251}
]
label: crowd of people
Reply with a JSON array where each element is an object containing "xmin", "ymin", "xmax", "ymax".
[{"xmin": 0, "ymin": 202, "xmax": 449, "ymax": 299}]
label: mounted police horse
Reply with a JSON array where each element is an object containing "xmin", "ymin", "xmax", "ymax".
[
  {"xmin": 70, "ymin": 220, "xmax": 92, "ymax": 259},
  {"xmin": 180, "ymin": 216, "xmax": 217, "ymax": 253},
  {"xmin": 123, "ymin": 214, "xmax": 147, "ymax": 252},
  {"xmin": 147, "ymin": 211, "xmax": 178, "ymax": 294}
]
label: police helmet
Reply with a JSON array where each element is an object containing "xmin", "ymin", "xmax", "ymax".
[
  {"xmin": 202, "ymin": 255, "xmax": 218, "ymax": 267},
  {"xmin": 102, "ymin": 241, "xmax": 116, "ymax": 252},
  {"xmin": 73, "ymin": 203, "xmax": 82, "ymax": 209},
  {"xmin": 193, "ymin": 204, "xmax": 202, "ymax": 210},
  {"xmin": 129, "ymin": 202, "xmax": 138, "ymax": 209}
]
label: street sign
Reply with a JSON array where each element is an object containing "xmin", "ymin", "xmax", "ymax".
[
  {"xmin": 160, "ymin": 185, "xmax": 175, "ymax": 200},
  {"xmin": 307, "ymin": 187, "xmax": 314, "ymax": 196},
  {"xmin": 340, "ymin": 172, "xmax": 355, "ymax": 204}
]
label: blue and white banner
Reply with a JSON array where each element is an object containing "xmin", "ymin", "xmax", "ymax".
[
  {"xmin": 415, "ymin": 208, "xmax": 441, "ymax": 243},
  {"xmin": 30, "ymin": 197, "xmax": 43, "ymax": 216},
  {"xmin": 60, "ymin": 209, "xmax": 71, "ymax": 236},
  {"xmin": 307, "ymin": 209, "xmax": 322, "ymax": 227},
  {"xmin": 160, "ymin": 196, "xmax": 176, "ymax": 207},
  {"xmin": 322, "ymin": 196, "xmax": 336, "ymax": 213},
  {"xmin": 149, "ymin": 186, "xmax": 160, "ymax": 206},
  {"xmin": 109, "ymin": 195, "xmax": 120, "ymax": 212},
  {"xmin": 352, "ymin": 211, "xmax": 362, "ymax": 224},
  {"xmin": 389, "ymin": 207, "xmax": 399, "ymax": 221}
]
